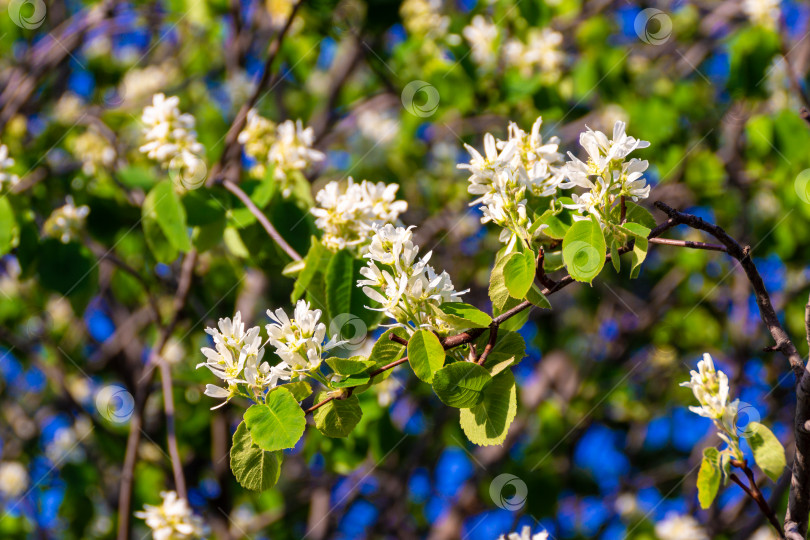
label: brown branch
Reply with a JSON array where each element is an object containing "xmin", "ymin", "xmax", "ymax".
[
  {"xmin": 117, "ymin": 251, "xmax": 197, "ymax": 540},
  {"xmin": 653, "ymin": 201, "xmax": 809, "ymax": 539},
  {"xmin": 730, "ymin": 460, "xmax": 785, "ymax": 538},
  {"xmin": 648, "ymin": 237, "xmax": 728, "ymax": 252},
  {"xmin": 221, "ymin": 179, "xmax": 302, "ymax": 261},
  {"xmin": 476, "ymin": 323, "xmax": 498, "ymax": 366}
]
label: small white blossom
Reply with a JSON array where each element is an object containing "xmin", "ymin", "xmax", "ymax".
[
  {"xmin": 134, "ymin": 490, "xmax": 208, "ymax": 540},
  {"xmin": 311, "ymin": 178, "xmax": 408, "ymax": 252},
  {"xmin": 120, "ymin": 63, "xmax": 179, "ymax": 107},
  {"xmin": 139, "ymin": 93, "xmax": 205, "ymax": 187},
  {"xmin": 497, "ymin": 526, "xmax": 549, "ymax": 540},
  {"xmin": 0, "ymin": 143, "xmax": 19, "ymax": 191},
  {"xmin": 359, "ymin": 224, "xmax": 464, "ymax": 334},
  {"xmin": 237, "ymin": 111, "xmax": 325, "ymax": 197},
  {"xmin": 0, "ymin": 461, "xmax": 28, "ymax": 498},
  {"xmin": 266, "ymin": 300, "xmax": 337, "ymax": 372},
  {"xmin": 743, "ymin": 0, "xmax": 780, "ymax": 29},
  {"xmin": 459, "ymin": 116, "xmax": 564, "ymax": 248},
  {"xmin": 654, "ymin": 513, "xmax": 708, "ymax": 540},
  {"xmin": 505, "ymin": 28, "xmax": 564, "ymax": 79},
  {"xmin": 462, "ymin": 16, "xmax": 499, "ymax": 68},
  {"xmin": 43, "ymin": 196, "xmax": 89, "ymax": 243},
  {"xmin": 400, "ymin": 0, "xmax": 449, "ymax": 38},
  {"xmin": 561, "ymin": 121, "xmax": 650, "ymax": 222},
  {"xmin": 72, "ymin": 128, "xmax": 116, "ymax": 175}
]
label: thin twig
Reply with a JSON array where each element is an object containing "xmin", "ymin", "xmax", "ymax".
[
  {"xmin": 730, "ymin": 459, "xmax": 785, "ymax": 538},
  {"xmin": 648, "ymin": 237, "xmax": 728, "ymax": 252},
  {"xmin": 221, "ymin": 179, "xmax": 302, "ymax": 261}
]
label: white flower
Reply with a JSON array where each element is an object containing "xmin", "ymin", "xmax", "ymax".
[
  {"xmin": 0, "ymin": 462, "xmax": 28, "ymax": 498},
  {"xmin": 198, "ymin": 311, "xmax": 284, "ymax": 408},
  {"xmin": 459, "ymin": 116, "xmax": 564, "ymax": 246},
  {"xmin": 139, "ymin": 94, "xmax": 205, "ymax": 185},
  {"xmin": 72, "ymin": 128, "xmax": 116, "ymax": 175},
  {"xmin": 654, "ymin": 513, "xmax": 708, "ymax": 540},
  {"xmin": 359, "ymin": 224, "xmax": 464, "ymax": 334},
  {"xmin": 497, "ymin": 526, "xmax": 549, "ymax": 540},
  {"xmin": 237, "ymin": 109, "xmax": 276, "ymax": 179},
  {"xmin": 400, "ymin": 0, "xmax": 449, "ymax": 38},
  {"xmin": 268, "ymin": 119, "xmax": 325, "ymax": 196},
  {"xmin": 560, "ymin": 121, "xmax": 650, "ymax": 222},
  {"xmin": 463, "ymin": 16, "xmax": 499, "ymax": 68},
  {"xmin": 43, "ymin": 196, "xmax": 89, "ymax": 243},
  {"xmin": 134, "ymin": 490, "xmax": 208, "ymax": 540},
  {"xmin": 505, "ymin": 28, "xmax": 564, "ymax": 78},
  {"xmin": 0, "ymin": 143, "xmax": 19, "ymax": 191},
  {"xmin": 311, "ymin": 178, "xmax": 408, "ymax": 252},
  {"xmin": 680, "ymin": 353, "xmax": 730, "ymax": 419},
  {"xmin": 356, "ymin": 109, "xmax": 400, "ymax": 145},
  {"xmin": 266, "ymin": 300, "xmax": 334, "ymax": 372},
  {"xmin": 743, "ymin": 0, "xmax": 780, "ymax": 29},
  {"xmin": 45, "ymin": 427, "xmax": 85, "ymax": 464},
  {"xmin": 120, "ymin": 63, "xmax": 179, "ymax": 107}
]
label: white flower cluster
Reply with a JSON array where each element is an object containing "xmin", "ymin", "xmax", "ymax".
[
  {"xmin": 73, "ymin": 128, "xmax": 116, "ymax": 175},
  {"xmin": 681, "ymin": 353, "xmax": 742, "ymax": 457},
  {"xmin": 497, "ymin": 527, "xmax": 549, "ymax": 540},
  {"xmin": 504, "ymin": 28, "xmax": 565, "ymax": 80},
  {"xmin": 43, "ymin": 196, "xmax": 90, "ymax": 244},
  {"xmin": 134, "ymin": 490, "xmax": 208, "ymax": 540},
  {"xmin": 358, "ymin": 224, "xmax": 465, "ymax": 334},
  {"xmin": 237, "ymin": 110, "xmax": 325, "ymax": 197},
  {"xmin": 400, "ymin": 0, "xmax": 449, "ymax": 38},
  {"xmin": 139, "ymin": 93, "xmax": 206, "ymax": 187},
  {"xmin": 0, "ymin": 461, "xmax": 28, "ymax": 498},
  {"xmin": 655, "ymin": 513, "xmax": 709, "ymax": 540},
  {"xmin": 459, "ymin": 116, "xmax": 564, "ymax": 249},
  {"xmin": 561, "ymin": 121, "xmax": 650, "ymax": 221},
  {"xmin": 198, "ymin": 303, "xmax": 339, "ymax": 408},
  {"xmin": 462, "ymin": 16, "xmax": 499, "ymax": 69},
  {"xmin": 311, "ymin": 178, "xmax": 408, "ymax": 252},
  {"xmin": 0, "ymin": 143, "xmax": 20, "ymax": 191},
  {"xmin": 743, "ymin": 0, "xmax": 780, "ymax": 29}
]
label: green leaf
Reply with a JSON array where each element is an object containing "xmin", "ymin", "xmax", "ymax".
[
  {"xmin": 37, "ymin": 239, "xmax": 98, "ymax": 311},
  {"xmin": 230, "ymin": 422, "xmax": 282, "ymax": 492},
  {"xmin": 622, "ymin": 202, "xmax": 657, "ymax": 230},
  {"xmin": 0, "ymin": 197, "xmax": 18, "ymax": 256},
  {"xmin": 459, "ymin": 369, "xmax": 517, "ymax": 446},
  {"xmin": 118, "ymin": 165, "xmax": 157, "ymax": 189},
  {"xmin": 331, "ymin": 374, "xmax": 371, "ymax": 388},
  {"xmin": 562, "ymin": 217, "xmax": 606, "ymax": 283},
  {"xmin": 292, "ymin": 238, "xmax": 330, "ymax": 301},
  {"xmin": 281, "ymin": 381, "xmax": 312, "ymax": 401},
  {"xmin": 610, "ymin": 239, "xmax": 620, "ymax": 273},
  {"xmin": 436, "ymin": 302, "xmax": 492, "ymax": 329},
  {"xmin": 542, "ymin": 250, "xmax": 564, "ymax": 272},
  {"xmin": 326, "ymin": 356, "xmax": 375, "ymax": 375},
  {"xmin": 475, "ymin": 330, "xmax": 526, "ymax": 376},
  {"xmin": 358, "ymin": 328, "xmax": 407, "ymax": 389},
  {"xmin": 503, "ymin": 250, "xmax": 536, "ymax": 299},
  {"xmin": 630, "ymin": 236, "xmax": 648, "ymax": 279},
  {"xmin": 697, "ymin": 447, "xmax": 722, "ymax": 509},
  {"xmin": 533, "ymin": 209, "xmax": 572, "ymax": 240},
  {"xmin": 223, "ymin": 226, "xmax": 250, "ymax": 258},
  {"xmin": 244, "ymin": 387, "xmax": 306, "ymax": 452},
  {"xmin": 621, "ymin": 222, "xmax": 651, "ymax": 239},
  {"xmin": 312, "ymin": 392, "xmax": 362, "ymax": 437},
  {"xmin": 408, "ymin": 329, "xmax": 445, "ymax": 383},
  {"xmin": 142, "ymin": 209, "xmax": 178, "ymax": 263},
  {"xmin": 432, "ymin": 362, "xmax": 492, "ymax": 408},
  {"xmin": 526, "ymin": 284, "xmax": 551, "ymax": 309},
  {"xmin": 489, "ymin": 251, "xmax": 512, "ymax": 311},
  {"xmin": 747, "ymin": 422, "xmax": 786, "ymax": 482},
  {"xmin": 143, "ymin": 181, "xmax": 191, "ymax": 252},
  {"xmin": 326, "ymin": 249, "xmax": 380, "ymax": 330}
]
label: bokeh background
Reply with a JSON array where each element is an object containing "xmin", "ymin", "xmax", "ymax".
[{"xmin": 1, "ymin": 0, "xmax": 810, "ymax": 538}]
